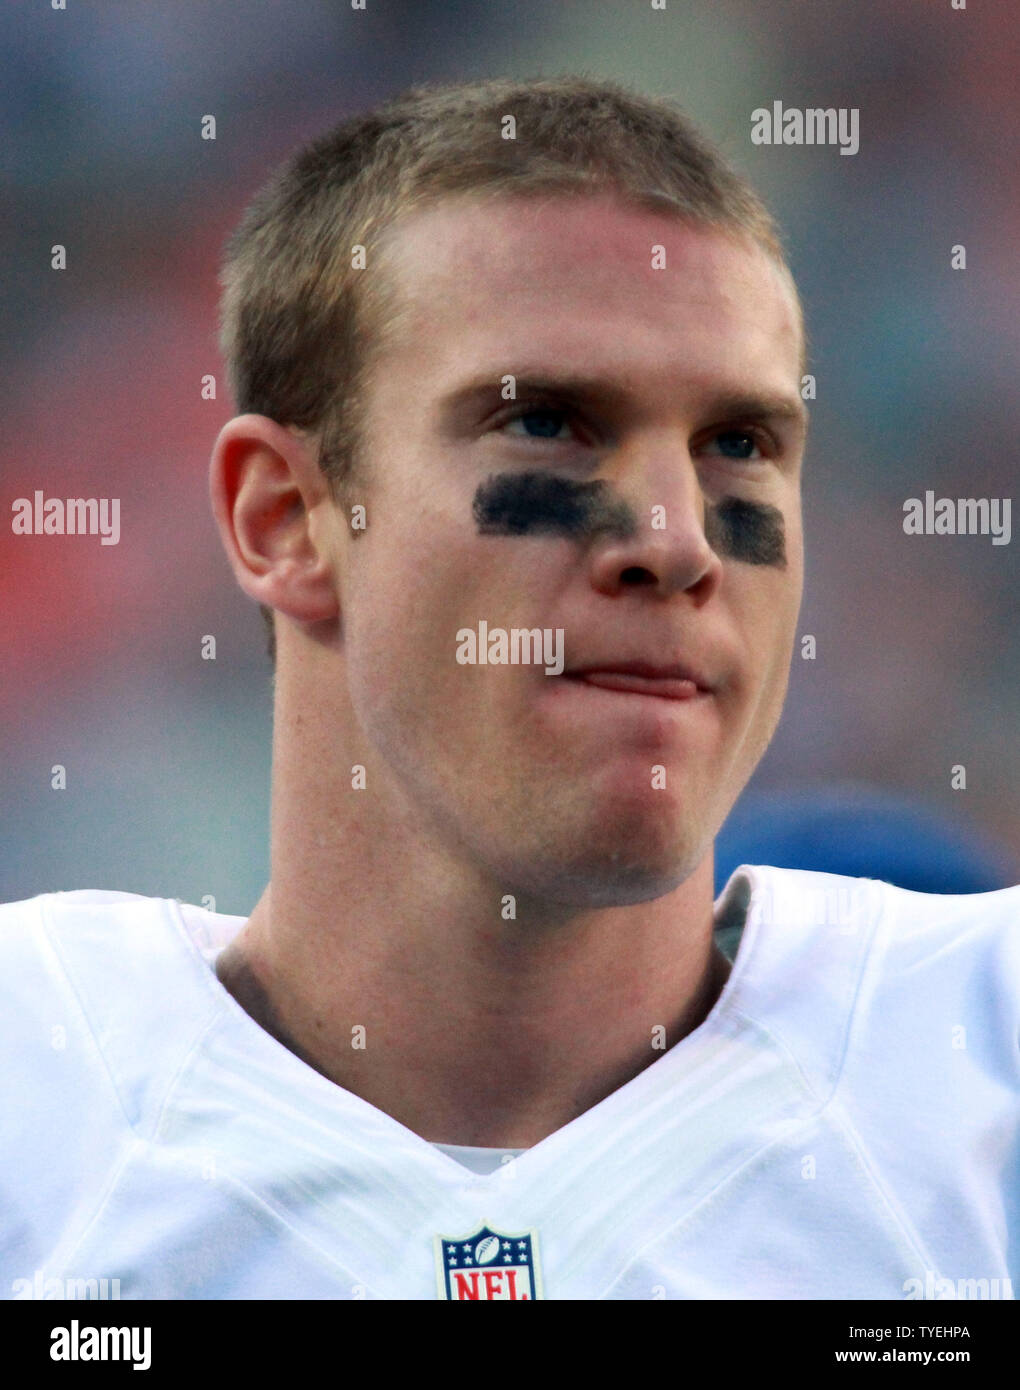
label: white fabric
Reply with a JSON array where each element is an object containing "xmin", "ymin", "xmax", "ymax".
[
  {"xmin": 0, "ymin": 866, "xmax": 1016, "ymax": 1299},
  {"xmin": 432, "ymin": 1144, "xmax": 526, "ymax": 1177}
]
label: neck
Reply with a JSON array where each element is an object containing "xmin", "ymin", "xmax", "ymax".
[{"xmin": 217, "ymin": 669, "xmax": 731, "ymax": 1150}]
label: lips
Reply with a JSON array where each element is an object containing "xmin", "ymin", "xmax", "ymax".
[{"xmin": 565, "ymin": 661, "xmax": 712, "ymax": 700}]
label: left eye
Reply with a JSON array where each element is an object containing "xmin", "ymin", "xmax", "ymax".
[
  {"xmin": 503, "ymin": 407, "xmax": 572, "ymax": 440},
  {"xmin": 704, "ymin": 431, "xmax": 763, "ymax": 460}
]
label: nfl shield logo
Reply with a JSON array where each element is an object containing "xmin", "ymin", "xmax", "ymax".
[{"xmin": 435, "ymin": 1224, "xmax": 543, "ymax": 1300}]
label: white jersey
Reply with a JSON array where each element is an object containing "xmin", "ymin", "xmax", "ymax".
[{"xmin": 1, "ymin": 866, "xmax": 1017, "ymax": 1300}]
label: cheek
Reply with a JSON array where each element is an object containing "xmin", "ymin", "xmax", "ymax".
[
  {"xmin": 759, "ymin": 571, "xmax": 802, "ymax": 725},
  {"xmin": 343, "ymin": 525, "xmax": 490, "ymax": 726},
  {"xmin": 727, "ymin": 529, "xmax": 801, "ymax": 615},
  {"xmin": 341, "ymin": 536, "xmax": 435, "ymax": 697},
  {"xmin": 725, "ymin": 556, "xmax": 802, "ymax": 707}
]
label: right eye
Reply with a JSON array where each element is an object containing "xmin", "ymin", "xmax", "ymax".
[{"xmin": 501, "ymin": 406, "xmax": 575, "ymax": 441}]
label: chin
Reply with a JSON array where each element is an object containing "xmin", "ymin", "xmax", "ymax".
[
  {"xmin": 522, "ymin": 855, "xmax": 695, "ymax": 910},
  {"xmin": 500, "ymin": 812, "xmax": 707, "ymax": 910}
]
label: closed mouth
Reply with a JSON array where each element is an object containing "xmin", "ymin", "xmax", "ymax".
[{"xmin": 564, "ymin": 665, "xmax": 710, "ymax": 700}]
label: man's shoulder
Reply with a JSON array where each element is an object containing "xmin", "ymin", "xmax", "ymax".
[
  {"xmin": 0, "ymin": 886, "xmax": 245, "ymax": 964},
  {"xmin": 0, "ymin": 889, "xmax": 157, "ymax": 999},
  {"xmin": 870, "ymin": 874, "xmax": 1020, "ymax": 1039},
  {"xmin": 0, "ymin": 888, "xmax": 241, "ymax": 1091},
  {"xmin": 2, "ymin": 889, "xmax": 183, "ymax": 991},
  {"xmin": 727, "ymin": 864, "xmax": 1020, "ymax": 1068},
  {"xmin": 0, "ymin": 889, "xmax": 243, "ymax": 1274},
  {"xmin": 744, "ymin": 862, "xmax": 1019, "ymax": 993},
  {"xmin": 740, "ymin": 863, "xmax": 1019, "ymax": 942},
  {"xmin": 0, "ymin": 887, "xmax": 177, "ymax": 937},
  {"xmin": 0, "ymin": 887, "xmax": 153, "ymax": 921}
]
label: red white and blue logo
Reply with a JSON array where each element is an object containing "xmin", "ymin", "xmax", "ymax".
[{"xmin": 434, "ymin": 1224, "xmax": 543, "ymax": 1300}]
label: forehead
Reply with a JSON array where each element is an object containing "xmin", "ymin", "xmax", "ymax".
[{"xmin": 370, "ymin": 193, "xmax": 804, "ymax": 400}]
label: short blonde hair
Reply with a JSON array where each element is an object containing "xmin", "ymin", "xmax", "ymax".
[{"xmin": 218, "ymin": 75, "xmax": 793, "ymax": 663}]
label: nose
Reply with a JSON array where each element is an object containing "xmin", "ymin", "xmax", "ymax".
[{"xmin": 587, "ymin": 451, "xmax": 722, "ymax": 602}]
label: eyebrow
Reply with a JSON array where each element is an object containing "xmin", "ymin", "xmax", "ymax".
[
  {"xmin": 700, "ymin": 392, "xmax": 809, "ymax": 429},
  {"xmin": 436, "ymin": 373, "xmax": 627, "ymax": 432},
  {"xmin": 436, "ymin": 371, "xmax": 808, "ymax": 435}
]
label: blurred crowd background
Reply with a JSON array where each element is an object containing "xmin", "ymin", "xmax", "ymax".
[{"xmin": 2, "ymin": 0, "xmax": 1016, "ymax": 912}]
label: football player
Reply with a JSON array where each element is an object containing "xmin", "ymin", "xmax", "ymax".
[{"xmin": 3, "ymin": 76, "xmax": 1016, "ymax": 1301}]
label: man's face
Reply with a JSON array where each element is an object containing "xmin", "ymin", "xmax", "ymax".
[{"xmin": 332, "ymin": 193, "xmax": 806, "ymax": 906}]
